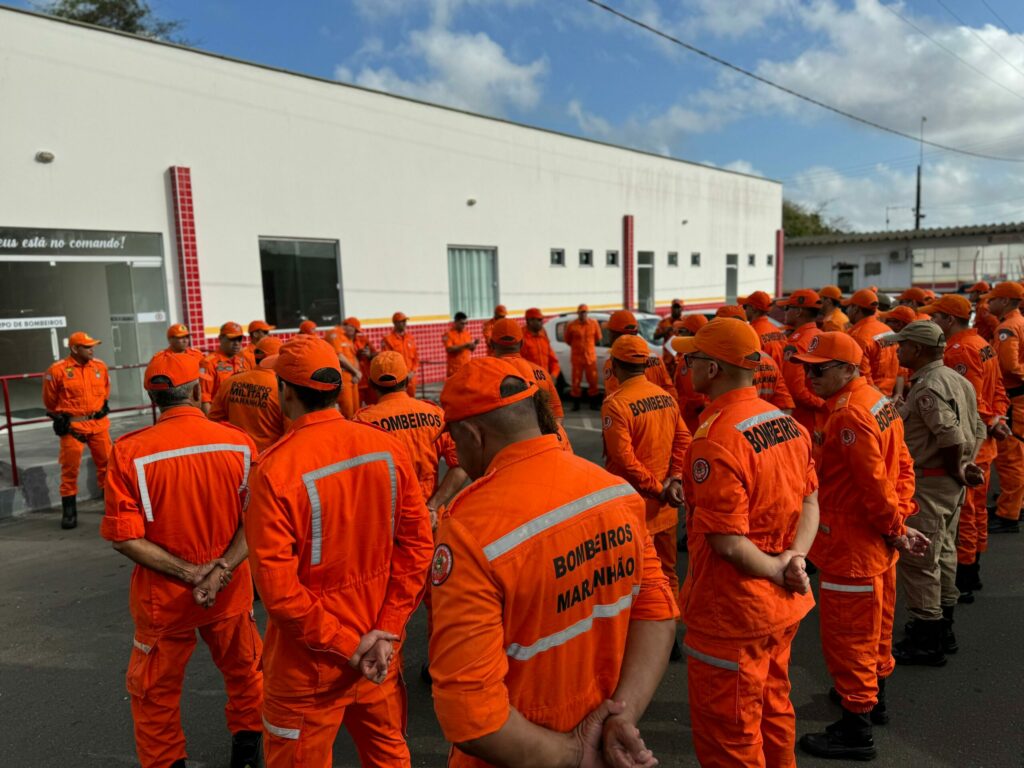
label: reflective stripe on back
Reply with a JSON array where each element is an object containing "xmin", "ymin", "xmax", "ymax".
[
  {"xmin": 482, "ymin": 483, "xmax": 634, "ymax": 562},
  {"xmin": 302, "ymin": 452, "xmax": 396, "ymax": 566},
  {"xmin": 734, "ymin": 409, "xmax": 786, "ymax": 433},
  {"xmin": 134, "ymin": 443, "xmax": 252, "ymax": 523}
]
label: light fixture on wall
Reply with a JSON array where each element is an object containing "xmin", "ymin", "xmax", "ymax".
[
  {"xmin": 35, "ymin": 151, "xmax": 55, "ymax": 164},
  {"xmin": 466, "ymin": 198, "xmax": 477, "ymax": 207},
  {"xmin": 680, "ymin": 219, "xmax": 689, "ymax": 226}
]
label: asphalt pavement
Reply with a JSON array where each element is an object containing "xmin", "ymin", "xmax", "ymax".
[{"xmin": 1, "ymin": 404, "xmax": 1022, "ymax": 767}]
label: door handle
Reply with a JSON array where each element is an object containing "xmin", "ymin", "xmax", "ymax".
[{"xmin": 111, "ymin": 325, "xmax": 122, "ymax": 353}]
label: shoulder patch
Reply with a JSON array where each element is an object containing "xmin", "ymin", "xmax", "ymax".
[
  {"xmin": 954, "ymin": 363, "xmax": 968, "ymax": 375},
  {"xmin": 692, "ymin": 458, "xmax": 711, "ymax": 483},
  {"xmin": 999, "ymin": 329, "xmax": 1013, "ymax": 342},
  {"xmin": 919, "ymin": 393, "xmax": 936, "ymax": 411},
  {"xmin": 694, "ymin": 409, "xmax": 722, "ymax": 439},
  {"xmin": 840, "ymin": 428, "xmax": 856, "ymax": 446},
  {"xmin": 783, "ymin": 344, "xmax": 797, "ymax": 362},
  {"xmin": 431, "ymin": 544, "xmax": 454, "ymax": 587},
  {"xmin": 602, "ymin": 415, "xmax": 612, "ymax": 430}
]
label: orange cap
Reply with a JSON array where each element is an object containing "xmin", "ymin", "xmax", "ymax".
[
  {"xmin": 219, "ymin": 321, "xmax": 244, "ymax": 338},
  {"xmin": 880, "ymin": 306, "xmax": 919, "ymax": 326},
  {"xmin": 494, "ymin": 304, "xmax": 508, "ymax": 317},
  {"xmin": 985, "ymin": 282, "xmax": 1024, "ymax": 300},
  {"xmin": 607, "ymin": 310, "xmax": 639, "ymax": 334},
  {"xmin": 298, "ymin": 320, "xmax": 317, "ymax": 334},
  {"xmin": 781, "ymin": 289, "xmax": 822, "ymax": 309},
  {"xmin": 253, "ymin": 336, "xmax": 283, "ymax": 364},
  {"xmin": 441, "ymin": 357, "xmax": 536, "ymax": 423},
  {"xmin": 370, "ymin": 350, "xmax": 409, "ymax": 384},
  {"xmin": 679, "ymin": 314, "xmax": 709, "ymax": 335},
  {"xmin": 248, "ymin": 320, "xmax": 275, "ymax": 333},
  {"xmin": 922, "ymin": 289, "xmax": 937, "ymax": 300},
  {"xmin": 671, "ymin": 298, "xmax": 685, "ymax": 308},
  {"xmin": 610, "ymin": 335, "xmax": 649, "ymax": 363},
  {"xmin": 967, "ymin": 281, "xmax": 990, "ymax": 293},
  {"xmin": 740, "ymin": 291, "xmax": 772, "ymax": 312},
  {"xmin": 525, "ymin": 307, "xmax": 544, "ymax": 320},
  {"xmin": 271, "ymin": 335, "xmax": 342, "ymax": 391},
  {"xmin": 491, "ymin": 318, "xmax": 523, "ymax": 346},
  {"xmin": 715, "ymin": 305, "xmax": 747, "ymax": 320},
  {"xmin": 392, "ymin": 311, "xmax": 408, "ymax": 323},
  {"xmin": 144, "ymin": 350, "xmax": 201, "ymax": 390},
  {"xmin": 791, "ymin": 332, "xmax": 864, "ymax": 367},
  {"xmin": 344, "ymin": 316, "xmax": 361, "ymax": 331},
  {"xmin": 922, "ymin": 294, "xmax": 971, "ymax": 320},
  {"xmin": 842, "ymin": 289, "xmax": 879, "ymax": 309},
  {"xmin": 166, "ymin": 323, "xmax": 190, "ymax": 339},
  {"xmin": 577, "ymin": 303, "xmax": 589, "ymax": 312},
  {"xmin": 898, "ymin": 287, "xmax": 928, "ymax": 303},
  {"xmin": 819, "ymin": 285, "xmax": 843, "ymax": 300},
  {"xmin": 68, "ymin": 331, "xmax": 101, "ymax": 347},
  {"xmin": 670, "ymin": 318, "xmax": 761, "ymax": 369}
]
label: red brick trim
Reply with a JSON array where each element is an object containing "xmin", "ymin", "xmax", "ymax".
[{"xmin": 169, "ymin": 166, "xmax": 207, "ymax": 347}]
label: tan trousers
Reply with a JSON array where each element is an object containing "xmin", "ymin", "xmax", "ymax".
[{"xmin": 899, "ymin": 475, "xmax": 964, "ymax": 621}]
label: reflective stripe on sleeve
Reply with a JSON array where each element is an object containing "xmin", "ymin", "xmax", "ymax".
[
  {"xmin": 262, "ymin": 716, "xmax": 300, "ymax": 740},
  {"xmin": 134, "ymin": 443, "xmax": 252, "ymax": 522},
  {"xmin": 302, "ymin": 452, "xmax": 397, "ymax": 566},
  {"xmin": 506, "ymin": 585, "xmax": 640, "ymax": 662},
  {"xmin": 733, "ymin": 409, "xmax": 786, "ymax": 433},
  {"xmin": 482, "ymin": 483, "xmax": 634, "ymax": 562},
  {"xmin": 870, "ymin": 397, "xmax": 892, "ymax": 415},
  {"xmin": 132, "ymin": 638, "xmax": 152, "ymax": 654},
  {"xmin": 820, "ymin": 581, "xmax": 874, "ymax": 593},
  {"xmin": 683, "ymin": 644, "xmax": 740, "ymax": 671}
]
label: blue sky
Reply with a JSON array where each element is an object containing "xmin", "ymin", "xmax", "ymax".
[{"xmin": 12, "ymin": 0, "xmax": 1024, "ymax": 231}]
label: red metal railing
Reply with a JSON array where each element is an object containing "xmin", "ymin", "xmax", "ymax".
[{"xmin": 1, "ymin": 362, "xmax": 157, "ymax": 488}]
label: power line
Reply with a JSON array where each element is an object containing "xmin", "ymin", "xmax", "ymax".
[
  {"xmin": 933, "ymin": 0, "xmax": 1024, "ymax": 81},
  {"xmin": 583, "ymin": 0, "xmax": 1024, "ymax": 163},
  {"xmin": 979, "ymin": 0, "xmax": 1024, "ymax": 55}
]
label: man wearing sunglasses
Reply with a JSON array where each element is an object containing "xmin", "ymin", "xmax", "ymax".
[
  {"xmin": 778, "ymin": 290, "xmax": 828, "ymax": 453},
  {"xmin": 792, "ymin": 332, "xmax": 921, "ymax": 761}
]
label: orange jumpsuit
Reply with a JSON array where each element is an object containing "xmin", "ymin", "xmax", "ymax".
[
  {"xmin": 100, "ymin": 408, "xmax": 262, "ymax": 768},
  {"xmin": 974, "ymin": 300, "xmax": 999, "ymax": 342},
  {"xmin": 603, "ymin": 354, "xmax": 678, "ymax": 402},
  {"xmin": 813, "ymin": 378, "xmax": 914, "ymax": 714},
  {"xmin": 200, "ymin": 351, "xmax": 250, "ymax": 405},
  {"xmin": 602, "ymin": 375, "xmax": 691, "ymax": 597},
  {"xmin": 991, "ymin": 309, "xmax": 1024, "ymax": 523},
  {"xmin": 429, "ymin": 434, "xmax": 678, "ymax": 768},
  {"xmin": 780, "ymin": 322, "xmax": 827, "ymax": 449},
  {"xmin": 521, "ymin": 327, "xmax": 560, "ymax": 379},
  {"xmin": 325, "ymin": 328, "xmax": 361, "ymax": 418},
  {"xmin": 564, "ymin": 317, "xmax": 602, "ymax": 398},
  {"xmin": 246, "ymin": 409, "xmax": 433, "ymax": 768},
  {"xmin": 442, "ymin": 326, "xmax": 475, "ymax": 378},
  {"xmin": 680, "ymin": 387, "xmax": 816, "ymax": 768},
  {"xmin": 42, "ymin": 355, "xmax": 111, "ymax": 497},
  {"xmin": 673, "ymin": 362, "xmax": 710, "ymax": 434},
  {"xmin": 752, "ymin": 316, "xmax": 788, "ymax": 368},
  {"xmin": 353, "ymin": 333, "xmax": 376, "ymax": 406},
  {"xmin": 209, "ymin": 367, "xmax": 289, "ymax": 453},
  {"xmin": 848, "ymin": 316, "xmax": 899, "ymax": 395},
  {"xmin": 945, "ymin": 329, "xmax": 1007, "ymax": 562},
  {"xmin": 820, "ymin": 308, "xmax": 851, "ymax": 333},
  {"xmin": 753, "ymin": 353, "xmax": 795, "ymax": 411},
  {"xmin": 380, "ymin": 331, "xmax": 419, "ymax": 397},
  {"xmin": 656, "ymin": 315, "xmax": 682, "ymax": 375}
]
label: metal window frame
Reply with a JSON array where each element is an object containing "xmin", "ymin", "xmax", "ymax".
[{"xmin": 256, "ymin": 235, "xmax": 343, "ymax": 332}]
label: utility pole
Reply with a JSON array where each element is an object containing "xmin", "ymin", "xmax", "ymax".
[{"xmin": 914, "ymin": 116, "xmax": 926, "ymax": 230}]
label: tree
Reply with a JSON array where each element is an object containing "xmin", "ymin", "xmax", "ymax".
[
  {"xmin": 782, "ymin": 200, "xmax": 849, "ymax": 238},
  {"xmin": 35, "ymin": 0, "xmax": 185, "ymax": 42}
]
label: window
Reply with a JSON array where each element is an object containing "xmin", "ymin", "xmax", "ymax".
[
  {"xmin": 668, "ymin": 251, "xmax": 679, "ymax": 267},
  {"xmin": 767, "ymin": 253, "xmax": 774, "ymax": 266},
  {"xmin": 260, "ymin": 238, "xmax": 340, "ymax": 328},
  {"xmin": 748, "ymin": 253, "xmax": 756, "ymax": 266},
  {"xmin": 864, "ymin": 261, "xmax": 882, "ymax": 277},
  {"xmin": 448, "ymin": 246, "xmax": 497, "ymax": 318},
  {"xmin": 691, "ymin": 252, "xmax": 701, "ymax": 266},
  {"xmin": 941, "ymin": 261, "xmax": 952, "ymax": 269},
  {"xmin": 550, "ymin": 248, "xmax": 565, "ymax": 267},
  {"xmin": 914, "ymin": 261, "xmax": 924, "ymax": 268},
  {"xmin": 579, "ymin": 249, "xmax": 593, "ymax": 267},
  {"xmin": 606, "ymin": 250, "xmax": 619, "ymax": 267}
]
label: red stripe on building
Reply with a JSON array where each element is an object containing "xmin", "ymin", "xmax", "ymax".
[
  {"xmin": 775, "ymin": 228, "xmax": 785, "ymax": 298},
  {"xmin": 623, "ymin": 215, "xmax": 635, "ymax": 310},
  {"xmin": 169, "ymin": 166, "xmax": 207, "ymax": 347}
]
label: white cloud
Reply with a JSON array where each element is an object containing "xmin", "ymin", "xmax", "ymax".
[{"xmin": 566, "ymin": 99, "xmax": 719, "ymax": 155}]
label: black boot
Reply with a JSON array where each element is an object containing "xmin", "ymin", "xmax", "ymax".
[
  {"xmin": 799, "ymin": 707, "xmax": 876, "ymax": 761},
  {"xmin": 988, "ymin": 516, "xmax": 1019, "ymax": 533},
  {"xmin": 894, "ymin": 619, "xmax": 946, "ymax": 667},
  {"xmin": 170, "ymin": 760, "xmax": 187, "ymax": 768},
  {"xmin": 941, "ymin": 605, "xmax": 958, "ymax": 655},
  {"xmin": 571, "ymin": 397, "xmax": 581, "ymax": 412},
  {"xmin": 60, "ymin": 495, "xmax": 77, "ymax": 530},
  {"xmin": 669, "ymin": 639, "xmax": 682, "ymax": 661},
  {"xmin": 588, "ymin": 394, "xmax": 601, "ymax": 411},
  {"xmin": 420, "ymin": 662, "xmax": 432, "ymax": 684},
  {"xmin": 871, "ymin": 677, "xmax": 889, "ymax": 726},
  {"xmin": 230, "ymin": 729, "xmax": 262, "ymax": 768},
  {"xmin": 955, "ymin": 562, "xmax": 976, "ymax": 604}
]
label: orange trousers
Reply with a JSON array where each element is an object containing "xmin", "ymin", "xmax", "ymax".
[
  {"xmin": 684, "ymin": 622, "xmax": 800, "ymax": 768},
  {"xmin": 58, "ymin": 428, "xmax": 110, "ymax": 497},
  {"xmin": 818, "ymin": 571, "xmax": 892, "ymax": 714},
  {"xmin": 958, "ymin": 453, "xmax": 993, "ymax": 564},
  {"xmin": 337, "ymin": 381, "xmax": 359, "ymax": 419},
  {"xmin": 127, "ymin": 611, "xmax": 263, "ymax": 768},
  {"xmin": 262, "ymin": 669, "xmax": 410, "ymax": 768},
  {"xmin": 570, "ymin": 356, "xmax": 599, "ymax": 398},
  {"xmin": 652, "ymin": 526, "xmax": 680, "ymax": 601},
  {"xmin": 994, "ymin": 434, "xmax": 1024, "ymax": 522}
]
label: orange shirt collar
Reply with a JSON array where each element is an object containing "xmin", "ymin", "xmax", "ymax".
[
  {"xmin": 704, "ymin": 385, "xmax": 759, "ymax": 413},
  {"xmin": 946, "ymin": 328, "xmax": 976, "ymax": 346},
  {"xmin": 826, "ymin": 376, "xmax": 867, "ymax": 410},
  {"xmin": 486, "ymin": 433, "xmax": 562, "ymax": 475},
  {"xmin": 155, "ymin": 404, "xmax": 208, "ymax": 424},
  {"xmin": 291, "ymin": 407, "xmax": 344, "ymax": 431},
  {"xmin": 795, "ymin": 321, "xmax": 818, "ymax": 334},
  {"xmin": 378, "ymin": 391, "xmax": 410, "ymax": 404}
]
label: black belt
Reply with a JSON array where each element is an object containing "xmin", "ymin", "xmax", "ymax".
[{"xmin": 1008, "ymin": 385, "xmax": 1024, "ymax": 399}]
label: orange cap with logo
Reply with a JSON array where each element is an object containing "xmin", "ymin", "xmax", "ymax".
[
  {"xmin": 781, "ymin": 289, "xmax": 822, "ymax": 309},
  {"xmin": 610, "ymin": 335, "xmax": 649, "ymax": 363},
  {"xmin": 69, "ymin": 331, "xmax": 101, "ymax": 347},
  {"xmin": 344, "ymin": 316, "xmax": 361, "ymax": 331},
  {"xmin": 441, "ymin": 357, "xmax": 536, "ymax": 423},
  {"xmin": 219, "ymin": 321, "xmax": 244, "ymax": 338},
  {"xmin": 819, "ymin": 285, "xmax": 843, "ymax": 300},
  {"xmin": 985, "ymin": 282, "xmax": 1024, "ymax": 300},
  {"xmin": 670, "ymin": 318, "xmax": 761, "ymax": 369},
  {"xmin": 922, "ymin": 294, "xmax": 971, "ymax": 320},
  {"xmin": 490, "ymin": 318, "xmax": 523, "ymax": 347},
  {"xmin": 715, "ymin": 305, "xmax": 747, "ymax": 320},
  {"xmin": 842, "ymin": 289, "xmax": 879, "ymax": 309},
  {"xmin": 269, "ymin": 335, "xmax": 342, "ymax": 391},
  {"xmin": 253, "ymin": 336, "xmax": 283, "ymax": 364},
  {"xmin": 248, "ymin": 320, "xmax": 275, "ymax": 333},
  {"xmin": 607, "ymin": 310, "xmax": 639, "ymax": 333},
  {"xmin": 166, "ymin": 324, "xmax": 190, "ymax": 339},
  {"xmin": 370, "ymin": 350, "xmax": 409, "ymax": 385},
  {"xmin": 791, "ymin": 332, "xmax": 864, "ymax": 366},
  {"xmin": 525, "ymin": 307, "xmax": 544, "ymax": 320},
  {"xmin": 880, "ymin": 306, "xmax": 919, "ymax": 326},
  {"xmin": 392, "ymin": 311, "xmax": 408, "ymax": 323},
  {"xmin": 740, "ymin": 291, "xmax": 772, "ymax": 312},
  {"xmin": 494, "ymin": 304, "xmax": 508, "ymax": 317},
  {"xmin": 144, "ymin": 350, "xmax": 201, "ymax": 390},
  {"xmin": 967, "ymin": 281, "xmax": 990, "ymax": 293}
]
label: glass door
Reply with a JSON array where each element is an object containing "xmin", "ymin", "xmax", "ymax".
[{"xmin": 638, "ymin": 252, "xmax": 655, "ymax": 314}]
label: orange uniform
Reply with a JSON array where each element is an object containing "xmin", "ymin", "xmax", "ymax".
[
  {"xmin": 752, "ymin": 315, "xmax": 788, "ymax": 355},
  {"xmin": 656, "ymin": 315, "xmax": 681, "ymax": 375},
  {"xmin": 163, "ymin": 345, "xmax": 204, "ymax": 360},
  {"xmin": 326, "ymin": 327, "xmax": 360, "ymax": 418},
  {"xmin": 812, "ymin": 378, "xmax": 914, "ymax": 715},
  {"xmin": 380, "ymin": 331, "xmax": 419, "ymax": 397},
  {"xmin": 673, "ymin": 362, "xmax": 711, "ymax": 433},
  {"xmin": 353, "ymin": 333, "xmax": 376, "ymax": 405},
  {"xmin": 246, "ymin": 409, "xmax": 433, "ymax": 768},
  {"xmin": 603, "ymin": 353, "xmax": 677, "ymax": 402},
  {"xmin": 100, "ymin": 407, "xmax": 262, "ymax": 768},
  {"xmin": 429, "ymin": 434, "xmax": 678, "ymax": 767},
  {"xmin": 991, "ymin": 308, "xmax": 1024, "ymax": 523},
  {"xmin": 564, "ymin": 317, "xmax": 602, "ymax": 398},
  {"xmin": 754, "ymin": 352, "xmax": 795, "ymax": 411},
  {"xmin": 442, "ymin": 326, "xmax": 475, "ymax": 378},
  {"xmin": 848, "ymin": 316, "xmax": 899, "ymax": 395},
  {"xmin": 504, "ymin": 352, "xmax": 565, "ymax": 420},
  {"xmin": 200, "ymin": 351, "xmax": 250, "ymax": 404},
  {"xmin": 521, "ymin": 327, "xmax": 560, "ymax": 378},
  {"xmin": 353, "ymin": 391, "xmax": 460, "ymax": 501},
  {"xmin": 974, "ymin": 300, "xmax": 999, "ymax": 341},
  {"xmin": 820, "ymin": 307, "xmax": 851, "ymax": 333},
  {"xmin": 680, "ymin": 387, "xmax": 816, "ymax": 768},
  {"xmin": 781, "ymin": 322, "xmax": 827, "ymax": 440},
  {"xmin": 602, "ymin": 374, "xmax": 691, "ymax": 596},
  {"xmin": 945, "ymin": 329, "xmax": 1007, "ymax": 563},
  {"xmin": 43, "ymin": 354, "xmax": 111, "ymax": 497},
  {"xmin": 209, "ymin": 367, "xmax": 289, "ymax": 453}
]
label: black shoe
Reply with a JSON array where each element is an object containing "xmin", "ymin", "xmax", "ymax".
[
  {"xmin": 894, "ymin": 619, "xmax": 946, "ymax": 667},
  {"xmin": 956, "ymin": 562, "xmax": 976, "ymax": 603},
  {"xmin": 170, "ymin": 760, "xmax": 187, "ymax": 768},
  {"xmin": 60, "ymin": 495, "xmax": 77, "ymax": 530},
  {"xmin": 799, "ymin": 707, "xmax": 877, "ymax": 761},
  {"xmin": 941, "ymin": 605, "xmax": 958, "ymax": 655},
  {"xmin": 420, "ymin": 662, "xmax": 432, "ymax": 685},
  {"xmin": 571, "ymin": 398, "xmax": 581, "ymax": 412},
  {"xmin": 988, "ymin": 516, "xmax": 1019, "ymax": 534},
  {"xmin": 588, "ymin": 396, "xmax": 601, "ymax": 411},
  {"xmin": 828, "ymin": 686, "xmax": 841, "ymax": 705},
  {"xmin": 828, "ymin": 683, "xmax": 887, "ymax": 725},
  {"xmin": 670, "ymin": 639, "xmax": 682, "ymax": 662},
  {"xmin": 230, "ymin": 730, "xmax": 261, "ymax": 768}
]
